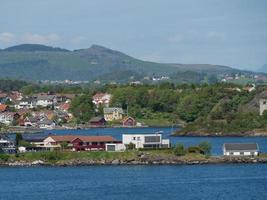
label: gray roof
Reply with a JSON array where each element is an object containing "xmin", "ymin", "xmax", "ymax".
[
  {"xmin": 37, "ymin": 95, "xmax": 56, "ymax": 101},
  {"xmin": 223, "ymin": 143, "xmax": 259, "ymax": 152},
  {"xmin": 103, "ymin": 107, "xmax": 124, "ymax": 114}
]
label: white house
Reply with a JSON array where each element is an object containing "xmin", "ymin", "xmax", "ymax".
[
  {"xmin": 223, "ymin": 143, "xmax": 259, "ymax": 156},
  {"xmin": 15, "ymin": 97, "xmax": 36, "ymax": 109},
  {"xmin": 122, "ymin": 133, "xmax": 170, "ymax": 149},
  {"xmin": 105, "ymin": 143, "xmax": 126, "ymax": 152},
  {"xmin": 0, "ymin": 136, "xmax": 16, "ymax": 153},
  {"xmin": 92, "ymin": 93, "xmax": 111, "ymax": 108},
  {"xmin": 36, "ymin": 95, "xmax": 57, "ymax": 107},
  {"xmin": 0, "ymin": 112, "xmax": 14, "ymax": 125},
  {"xmin": 260, "ymin": 99, "xmax": 267, "ymax": 115}
]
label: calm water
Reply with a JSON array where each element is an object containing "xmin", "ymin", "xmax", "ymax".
[
  {"xmin": 1, "ymin": 164, "xmax": 267, "ymax": 200},
  {"xmin": 22, "ymin": 127, "xmax": 267, "ymax": 155}
]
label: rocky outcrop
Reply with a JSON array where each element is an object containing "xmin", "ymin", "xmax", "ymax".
[{"xmin": 1, "ymin": 156, "xmax": 267, "ymax": 167}]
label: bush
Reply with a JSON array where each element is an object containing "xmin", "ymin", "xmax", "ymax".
[
  {"xmin": 173, "ymin": 143, "xmax": 186, "ymax": 156},
  {"xmin": 199, "ymin": 141, "xmax": 212, "ymax": 155},
  {"xmin": 187, "ymin": 146, "xmax": 202, "ymax": 154},
  {"xmin": 0, "ymin": 154, "xmax": 10, "ymax": 162}
]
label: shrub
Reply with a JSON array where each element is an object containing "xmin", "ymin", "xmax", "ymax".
[
  {"xmin": 0, "ymin": 154, "xmax": 10, "ymax": 162},
  {"xmin": 187, "ymin": 146, "xmax": 201, "ymax": 154},
  {"xmin": 198, "ymin": 141, "xmax": 212, "ymax": 155},
  {"xmin": 174, "ymin": 143, "xmax": 186, "ymax": 156}
]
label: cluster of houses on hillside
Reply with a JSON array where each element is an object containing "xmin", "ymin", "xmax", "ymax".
[
  {"xmin": 0, "ymin": 90, "xmax": 74, "ymax": 129},
  {"xmin": 0, "ymin": 91, "xmax": 139, "ymax": 129}
]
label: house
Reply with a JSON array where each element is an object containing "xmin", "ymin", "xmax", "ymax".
[
  {"xmin": 260, "ymin": 99, "xmax": 267, "ymax": 115},
  {"xmin": 103, "ymin": 107, "xmax": 124, "ymax": 121},
  {"xmin": 14, "ymin": 97, "xmax": 36, "ymax": 109},
  {"xmin": 105, "ymin": 143, "xmax": 126, "ymax": 152},
  {"xmin": 122, "ymin": 133, "xmax": 170, "ymax": 149},
  {"xmin": 243, "ymin": 84, "xmax": 256, "ymax": 93},
  {"xmin": 0, "ymin": 92, "xmax": 10, "ymax": 104},
  {"xmin": 122, "ymin": 116, "xmax": 136, "ymax": 127},
  {"xmin": 0, "ymin": 135, "xmax": 16, "ymax": 153},
  {"xmin": 58, "ymin": 102, "xmax": 70, "ymax": 112},
  {"xmin": 36, "ymin": 94, "xmax": 57, "ymax": 107},
  {"xmin": 0, "ymin": 112, "xmax": 20, "ymax": 125},
  {"xmin": 37, "ymin": 118, "xmax": 56, "ymax": 129},
  {"xmin": 9, "ymin": 91, "xmax": 23, "ymax": 102},
  {"xmin": 92, "ymin": 93, "xmax": 111, "ymax": 108},
  {"xmin": 0, "ymin": 104, "xmax": 8, "ymax": 112},
  {"xmin": 24, "ymin": 116, "xmax": 39, "ymax": 127},
  {"xmin": 43, "ymin": 135, "xmax": 116, "ymax": 151},
  {"xmin": 223, "ymin": 143, "xmax": 259, "ymax": 156},
  {"xmin": 89, "ymin": 116, "xmax": 107, "ymax": 126},
  {"xmin": 71, "ymin": 135, "xmax": 116, "ymax": 151}
]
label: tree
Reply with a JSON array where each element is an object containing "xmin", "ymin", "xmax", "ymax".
[
  {"xmin": 199, "ymin": 141, "xmax": 212, "ymax": 155},
  {"xmin": 174, "ymin": 143, "xmax": 186, "ymax": 156},
  {"xmin": 60, "ymin": 142, "xmax": 69, "ymax": 150},
  {"xmin": 69, "ymin": 94, "xmax": 95, "ymax": 123},
  {"xmin": 15, "ymin": 133, "xmax": 23, "ymax": 147}
]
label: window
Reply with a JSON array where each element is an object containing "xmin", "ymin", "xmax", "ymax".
[
  {"xmin": 240, "ymin": 152, "xmax": 244, "ymax": 155},
  {"xmin": 133, "ymin": 137, "xmax": 136, "ymax": 140}
]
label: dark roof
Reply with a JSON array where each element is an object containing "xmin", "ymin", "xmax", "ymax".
[
  {"xmin": 223, "ymin": 143, "xmax": 259, "ymax": 151},
  {"xmin": 89, "ymin": 116, "xmax": 105, "ymax": 122}
]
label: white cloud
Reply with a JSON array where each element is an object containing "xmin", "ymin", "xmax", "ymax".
[
  {"xmin": 21, "ymin": 33, "xmax": 60, "ymax": 45},
  {"xmin": 0, "ymin": 32, "xmax": 15, "ymax": 44}
]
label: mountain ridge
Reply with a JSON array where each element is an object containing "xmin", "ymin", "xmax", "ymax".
[{"xmin": 0, "ymin": 44, "xmax": 263, "ymax": 82}]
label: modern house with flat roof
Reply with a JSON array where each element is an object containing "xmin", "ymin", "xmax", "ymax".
[
  {"xmin": 223, "ymin": 143, "xmax": 259, "ymax": 156},
  {"xmin": 122, "ymin": 133, "xmax": 170, "ymax": 149}
]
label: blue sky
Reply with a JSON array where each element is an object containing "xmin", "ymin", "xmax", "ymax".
[{"xmin": 0, "ymin": 0, "xmax": 266, "ymax": 70}]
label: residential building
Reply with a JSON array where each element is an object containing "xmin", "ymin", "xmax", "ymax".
[
  {"xmin": 92, "ymin": 93, "xmax": 111, "ymax": 108},
  {"xmin": 0, "ymin": 112, "xmax": 15, "ymax": 125},
  {"xmin": 89, "ymin": 116, "xmax": 106, "ymax": 126},
  {"xmin": 260, "ymin": 99, "xmax": 267, "ymax": 115},
  {"xmin": 105, "ymin": 143, "xmax": 126, "ymax": 152},
  {"xmin": 122, "ymin": 116, "xmax": 136, "ymax": 127},
  {"xmin": 0, "ymin": 135, "xmax": 16, "ymax": 153},
  {"xmin": 103, "ymin": 107, "xmax": 124, "ymax": 121},
  {"xmin": 223, "ymin": 143, "xmax": 259, "ymax": 156},
  {"xmin": 122, "ymin": 133, "xmax": 170, "ymax": 149},
  {"xmin": 36, "ymin": 95, "xmax": 57, "ymax": 107},
  {"xmin": 14, "ymin": 97, "xmax": 36, "ymax": 109},
  {"xmin": 0, "ymin": 104, "xmax": 8, "ymax": 112},
  {"xmin": 43, "ymin": 135, "xmax": 116, "ymax": 151}
]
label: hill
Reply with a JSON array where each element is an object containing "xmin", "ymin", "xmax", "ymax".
[{"xmin": 0, "ymin": 44, "xmax": 261, "ymax": 82}]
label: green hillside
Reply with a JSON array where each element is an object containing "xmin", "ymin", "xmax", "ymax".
[{"xmin": 0, "ymin": 44, "xmax": 259, "ymax": 82}]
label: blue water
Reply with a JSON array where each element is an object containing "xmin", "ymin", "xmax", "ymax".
[
  {"xmin": 1, "ymin": 164, "xmax": 267, "ymax": 200},
  {"xmin": 22, "ymin": 127, "xmax": 267, "ymax": 155}
]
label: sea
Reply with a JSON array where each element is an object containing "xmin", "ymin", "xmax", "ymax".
[{"xmin": 2, "ymin": 127, "xmax": 267, "ymax": 200}]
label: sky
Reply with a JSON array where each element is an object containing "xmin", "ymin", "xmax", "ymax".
[{"xmin": 0, "ymin": 0, "xmax": 267, "ymax": 70}]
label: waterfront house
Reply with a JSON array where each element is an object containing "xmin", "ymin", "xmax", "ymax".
[
  {"xmin": 122, "ymin": 133, "xmax": 170, "ymax": 149},
  {"xmin": 103, "ymin": 107, "xmax": 124, "ymax": 121},
  {"xmin": 43, "ymin": 135, "xmax": 116, "ymax": 151},
  {"xmin": 122, "ymin": 116, "xmax": 136, "ymax": 127},
  {"xmin": 223, "ymin": 143, "xmax": 259, "ymax": 156},
  {"xmin": 0, "ymin": 135, "xmax": 16, "ymax": 153},
  {"xmin": 89, "ymin": 116, "xmax": 107, "ymax": 126},
  {"xmin": 105, "ymin": 143, "xmax": 126, "ymax": 152},
  {"xmin": 71, "ymin": 135, "xmax": 116, "ymax": 151}
]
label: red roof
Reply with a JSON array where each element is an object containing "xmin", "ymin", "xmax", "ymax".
[
  {"xmin": 49, "ymin": 135, "xmax": 116, "ymax": 143},
  {"xmin": 59, "ymin": 103, "xmax": 70, "ymax": 111},
  {"xmin": 0, "ymin": 104, "xmax": 8, "ymax": 112}
]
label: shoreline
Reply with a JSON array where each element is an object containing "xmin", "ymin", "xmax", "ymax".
[{"xmin": 2, "ymin": 156, "xmax": 267, "ymax": 167}]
